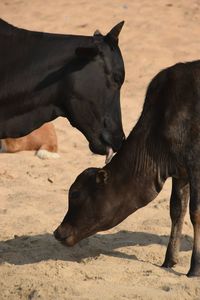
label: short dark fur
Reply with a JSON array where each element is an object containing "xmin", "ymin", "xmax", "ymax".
[
  {"xmin": 0, "ymin": 19, "xmax": 125, "ymax": 154},
  {"xmin": 55, "ymin": 61, "xmax": 200, "ymax": 277}
]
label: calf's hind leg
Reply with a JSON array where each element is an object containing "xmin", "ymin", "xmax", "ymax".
[
  {"xmin": 162, "ymin": 178, "xmax": 189, "ymax": 268},
  {"xmin": 187, "ymin": 167, "xmax": 200, "ymax": 277}
]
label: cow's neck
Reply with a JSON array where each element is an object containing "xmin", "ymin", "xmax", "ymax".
[{"xmin": 0, "ymin": 24, "xmax": 93, "ymax": 138}]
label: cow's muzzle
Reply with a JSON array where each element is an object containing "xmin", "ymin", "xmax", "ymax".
[{"xmin": 89, "ymin": 130, "xmax": 125, "ymax": 156}]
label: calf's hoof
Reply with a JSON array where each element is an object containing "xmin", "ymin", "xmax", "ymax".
[
  {"xmin": 161, "ymin": 259, "xmax": 177, "ymax": 269},
  {"xmin": 187, "ymin": 268, "xmax": 200, "ymax": 277}
]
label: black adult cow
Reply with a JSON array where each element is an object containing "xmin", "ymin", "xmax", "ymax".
[{"xmin": 0, "ymin": 19, "xmax": 125, "ymax": 160}]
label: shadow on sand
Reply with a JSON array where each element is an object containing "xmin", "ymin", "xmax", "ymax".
[{"xmin": 0, "ymin": 230, "xmax": 192, "ymax": 271}]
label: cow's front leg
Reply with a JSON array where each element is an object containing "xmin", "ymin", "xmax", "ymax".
[{"xmin": 162, "ymin": 178, "xmax": 189, "ymax": 268}]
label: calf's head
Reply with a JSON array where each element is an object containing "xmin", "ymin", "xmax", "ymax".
[
  {"xmin": 54, "ymin": 167, "xmax": 123, "ymax": 246},
  {"xmin": 65, "ymin": 22, "xmax": 125, "ymax": 157}
]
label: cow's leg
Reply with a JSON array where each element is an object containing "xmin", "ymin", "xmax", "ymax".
[
  {"xmin": 36, "ymin": 145, "xmax": 60, "ymax": 159},
  {"xmin": 187, "ymin": 168, "xmax": 200, "ymax": 277},
  {"xmin": 162, "ymin": 178, "xmax": 189, "ymax": 268}
]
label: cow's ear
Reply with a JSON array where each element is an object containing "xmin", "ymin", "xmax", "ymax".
[
  {"xmin": 93, "ymin": 29, "xmax": 102, "ymax": 36},
  {"xmin": 106, "ymin": 21, "xmax": 124, "ymax": 42},
  {"xmin": 96, "ymin": 169, "xmax": 109, "ymax": 185},
  {"xmin": 75, "ymin": 46, "xmax": 98, "ymax": 59}
]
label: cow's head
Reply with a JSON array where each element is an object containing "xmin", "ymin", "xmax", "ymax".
[
  {"xmin": 54, "ymin": 167, "xmax": 128, "ymax": 246},
  {"xmin": 65, "ymin": 22, "xmax": 125, "ymax": 159}
]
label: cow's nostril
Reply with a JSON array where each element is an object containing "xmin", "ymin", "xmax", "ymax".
[{"xmin": 100, "ymin": 131, "xmax": 125, "ymax": 152}]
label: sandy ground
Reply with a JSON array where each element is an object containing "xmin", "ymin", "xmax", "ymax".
[{"xmin": 0, "ymin": 0, "xmax": 200, "ymax": 299}]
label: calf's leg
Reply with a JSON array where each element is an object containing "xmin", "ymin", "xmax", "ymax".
[
  {"xmin": 162, "ymin": 178, "xmax": 189, "ymax": 268},
  {"xmin": 187, "ymin": 170, "xmax": 200, "ymax": 277}
]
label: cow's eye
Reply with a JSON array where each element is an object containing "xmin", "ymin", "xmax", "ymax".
[{"xmin": 69, "ymin": 190, "xmax": 80, "ymax": 200}]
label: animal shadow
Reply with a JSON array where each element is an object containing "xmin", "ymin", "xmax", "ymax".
[{"xmin": 0, "ymin": 230, "xmax": 192, "ymax": 266}]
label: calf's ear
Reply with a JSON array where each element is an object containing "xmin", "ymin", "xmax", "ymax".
[
  {"xmin": 75, "ymin": 46, "xmax": 98, "ymax": 59},
  {"xmin": 96, "ymin": 169, "xmax": 109, "ymax": 185}
]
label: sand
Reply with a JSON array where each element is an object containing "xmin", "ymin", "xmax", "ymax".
[{"xmin": 0, "ymin": 0, "xmax": 200, "ymax": 299}]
